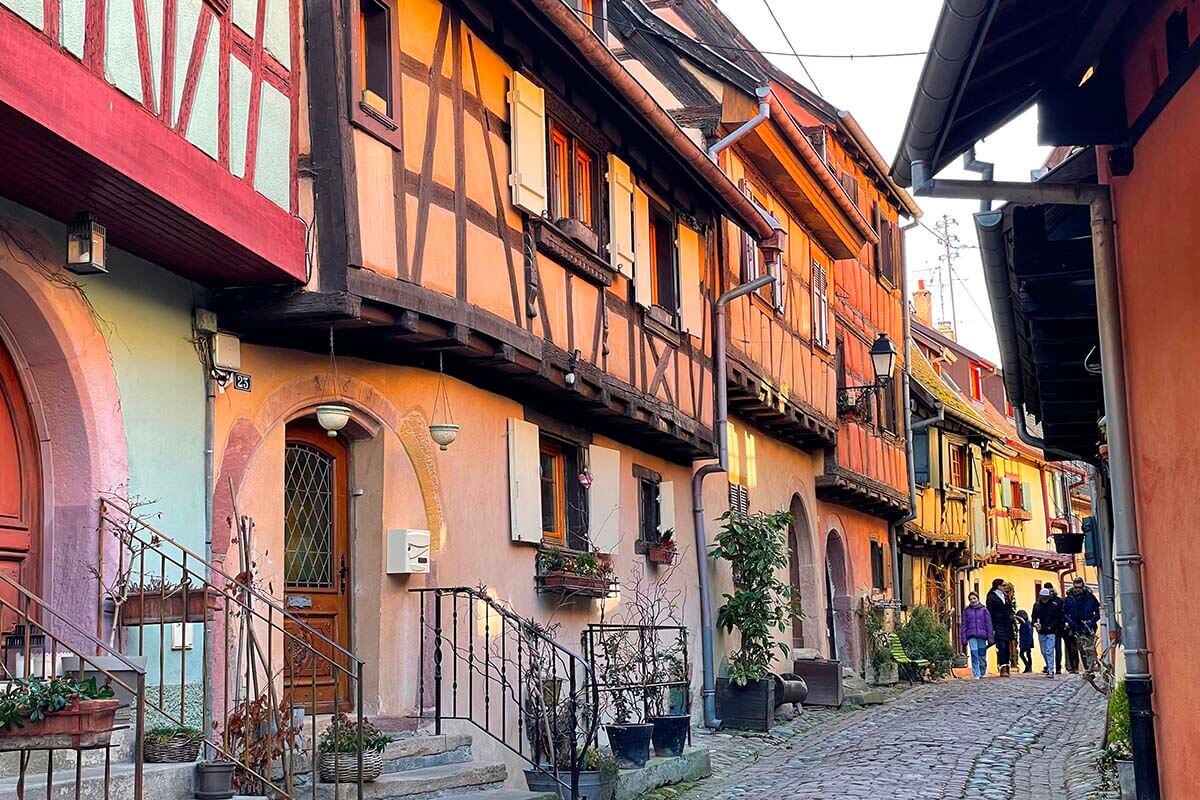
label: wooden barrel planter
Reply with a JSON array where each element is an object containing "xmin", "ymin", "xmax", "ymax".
[
  {"xmin": 119, "ymin": 591, "xmax": 221, "ymax": 625},
  {"xmin": 0, "ymin": 698, "xmax": 120, "ymax": 750}
]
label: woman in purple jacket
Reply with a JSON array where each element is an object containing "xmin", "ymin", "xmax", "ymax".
[{"xmin": 961, "ymin": 591, "xmax": 994, "ymax": 679}]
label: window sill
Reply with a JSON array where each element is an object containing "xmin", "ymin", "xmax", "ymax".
[
  {"xmin": 350, "ymin": 100, "xmax": 404, "ymax": 150},
  {"xmin": 531, "ymin": 218, "xmax": 614, "ymax": 287},
  {"xmin": 642, "ymin": 306, "xmax": 682, "ymax": 346}
]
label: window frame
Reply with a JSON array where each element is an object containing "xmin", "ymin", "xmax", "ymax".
[
  {"xmin": 548, "ymin": 120, "xmax": 600, "ymax": 234},
  {"xmin": 634, "ymin": 465, "xmax": 664, "ymax": 546},
  {"xmin": 648, "ymin": 202, "xmax": 680, "ymax": 318},
  {"xmin": 348, "ymin": 0, "xmax": 403, "ymax": 148},
  {"xmin": 948, "ymin": 441, "xmax": 967, "ymax": 489},
  {"xmin": 870, "ymin": 541, "xmax": 886, "ymax": 591},
  {"xmin": 539, "ymin": 439, "xmax": 567, "ymax": 547},
  {"xmin": 969, "ymin": 362, "xmax": 984, "ymax": 401}
]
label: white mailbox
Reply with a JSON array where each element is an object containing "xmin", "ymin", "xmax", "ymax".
[{"xmin": 387, "ymin": 529, "xmax": 430, "ymax": 574}]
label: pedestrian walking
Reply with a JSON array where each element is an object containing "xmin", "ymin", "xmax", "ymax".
[
  {"xmin": 1032, "ymin": 587, "xmax": 1064, "ymax": 676},
  {"xmin": 987, "ymin": 578, "xmax": 1014, "ymax": 676},
  {"xmin": 1064, "ymin": 576, "xmax": 1101, "ymax": 674},
  {"xmin": 1005, "ymin": 582, "xmax": 1018, "ymax": 667},
  {"xmin": 1016, "ymin": 609, "xmax": 1034, "ymax": 673},
  {"xmin": 1047, "ymin": 584, "xmax": 1066, "ymax": 674},
  {"xmin": 961, "ymin": 591, "xmax": 993, "ymax": 679}
]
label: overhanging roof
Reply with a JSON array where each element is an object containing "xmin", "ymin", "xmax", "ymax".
[{"xmin": 890, "ymin": 0, "xmax": 1132, "ymax": 186}]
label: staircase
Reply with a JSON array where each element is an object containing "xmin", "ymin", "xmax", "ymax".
[{"xmin": 0, "ymin": 729, "xmax": 554, "ymax": 800}]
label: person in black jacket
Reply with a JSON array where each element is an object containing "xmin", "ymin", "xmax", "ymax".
[
  {"xmin": 1032, "ymin": 587, "xmax": 1064, "ymax": 676},
  {"xmin": 1016, "ymin": 609, "xmax": 1034, "ymax": 673},
  {"xmin": 986, "ymin": 578, "xmax": 1014, "ymax": 676},
  {"xmin": 1064, "ymin": 577, "xmax": 1102, "ymax": 673}
]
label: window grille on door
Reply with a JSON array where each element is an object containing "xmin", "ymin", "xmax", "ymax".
[{"xmin": 284, "ymin": 442, "xmax": 335, "ymax": 588}]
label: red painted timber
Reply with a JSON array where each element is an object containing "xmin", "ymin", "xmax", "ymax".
[{"xmin": 0, "ymin": 10, "xmax": 304, "ymax": 284}]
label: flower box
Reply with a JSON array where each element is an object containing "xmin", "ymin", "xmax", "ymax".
[
  {"xmin": 645, "ymin": 544, "xmax": 677, "ymax": 566},
  {"xmin": 120, "ymin": 590, "xmax": 221, "ymax": 626},
  {"xmin": 536, "ymin": 572, "xmax": 613, "ymax": 598},
  {"xmin": 0, "ymin": 698, "xmax": 119, "ymax": 751}
]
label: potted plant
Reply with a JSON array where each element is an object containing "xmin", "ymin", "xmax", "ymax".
[
  {"xmin": 648, "ymin": 660, "xmax": 689, "ymax": 758},
  {"xmin": 600, "ymin": 635, "xmax": 653, "ymax": 769},
  {"xmin": 317, "ymin": 713, "xmax": 392, "ymax": 783},
  {"xmin": 523, "ymin": 746, "xmax": 619, "ymax": 800},
  {"xmin": 537, "ymin": 548, "xmax": 615, "ymax": 598},
  {"xmin": 644, "ymin": 529, "xmax": 678, "ymax": 566},
  {"xmin": 61, "ymin": 653, "xmax": 148, "ymax": 723},
  {"xmin": 1106, "ymin": 680, "xmax": 1135, "ymax": 799},
  {"xmin": 1052, "ymin": 532, "xmax": 1085, "ymax": 554},
  {"xmin": 195, "ymin": 760, "xmax": 237, "ymax": 800},
  {"xmin": 119, "ymin": 578, "xmax": 222, "ymax": 626},
  {"xmin": 711, "ymin": 509, "xmax": 795, "ymax": 732},
  {"xmin": 144, "ymin": 722, "xmax": 202, "ymax": 762},
  {"xmin": 897, "ymin": 606, "xmax": 956, "ymax": 680},
  {"xmin": 0, "ymin": 676, "xmax": 118, "ymax": 749}
]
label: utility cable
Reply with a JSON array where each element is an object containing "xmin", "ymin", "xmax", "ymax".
[{"xmin": 760, "ymin": 0, "xmax": 823, "ymax": 97}]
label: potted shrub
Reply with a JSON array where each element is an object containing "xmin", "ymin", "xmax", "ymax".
[
  {"xmin": 647, "ymin": 647, "xmax": 689, "ymax": 758},
  {"xmin": 644, "ymin": 529, "xmax": 678, "ymax": 566},
  {"xmin": 0, "ymin": 676, "xmax": 118, "ymax": 749},
  {"xmin": 144, "ymin": 722, "xmax": 202, "ymax": 763},
  {"xmin": 600, "ymin": 636, "xmax": 652, "ymax": 769},
  {"xmin": 523, "ymin": 746, "xmax": 619, "ymax": 800},
  {"xmin": 195, "ymin": 760, "xmax": 237, "ymax": 800},
  {"xmin": 61, "ymin": 653, "xmax": 148, "ymax": 723},
  {"xmin": 119, "ymin": 578, "xmax": 221, "ymax": 625},
  {"xmin": 710, "ymin": 509, "xmax": 795, "ymax": 732},
  {"xmin": 1106, "ymin": 680, "xmax": 1135, "ymax": 799},
  {"xmin": 537, "ymin": 548, "xmax": 615, "ymax": 597},
  {"xmin": 897, "ymin": 607, "xmax": 956, "ymax": 680},
  {"xmin": 318, "ymin": 713, "xmax": 393, "ymax": 783}
]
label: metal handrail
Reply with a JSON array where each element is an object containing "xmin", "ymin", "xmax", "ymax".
[{"xmin": 410, "ymin": 586, "xmax": 599, "ymax": 796}]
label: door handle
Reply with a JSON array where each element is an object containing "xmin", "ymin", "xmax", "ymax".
[{"xmin": 339, "ymin": 556, "xmax": 348, "ymax": 594}]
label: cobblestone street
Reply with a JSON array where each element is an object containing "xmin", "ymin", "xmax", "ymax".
[{"xmin": 654, "ymin": 675, "xmax": 1113, "ymax": 800}]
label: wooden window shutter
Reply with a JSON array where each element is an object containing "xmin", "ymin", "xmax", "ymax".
[
  {"xmin": 658, "ymin": 481, "xmax": 676, "ymax": 537},
  {"xmin": 677, "ymin": 222, "xmax": 704, "ymax": 336},
  {"xmin": 507, "ymin": 71, "xmax": 548, "ymax": 215},
  {"xmin": 728, "ymin": 482, "xmax": 750, "ymax": 514},
  {"xmin": 913, "ymin": 428, "xmax": 930, "ymax": 485},
  {"xmin": 607, "ymin": 154, "xmax": 635, "ymax": 277},
  {"xmin": 1021, "ymin": 481, "xmax": 1033, "ymax": 512},
  {"xmin": 588, "ymin": 444, "xmax": 621, "ymax": 554},
  {"xmin": 928, "ymin": 429, "xmax": 942, "ymax": 488},
  {"xmin": 811, "ymin": 263, "xmax": 828, "ymax": 346},
  {"xmin": 1001, "ymin": 477, "xmax": 1013, "ymax": 508},
  {"xmin": 968, "ymin": 444, "xmax": 983, "ymax": 491},
  {"xmin": 632, "ymin": 185, "xmax": 652, "ymax": 307},
  {"xmin": 507, "ymin": 418, "xmax": 542, "ymax": 543}
]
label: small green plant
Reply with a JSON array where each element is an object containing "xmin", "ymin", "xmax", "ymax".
[
  {"xmin": 862, "ymin": 606, "xmax": 892, "ymax": 675},
  {"xmin": 710, "ymin": 509, "xmax": 795, "ymax": 686},
  {"xmin": 897, "ymin": 606, "xmax": 955, "ymax": 679},
  {"xmin": 317, "ymin": 713, "xmax": 392, "ymax": 754},
  {"xmin": 0, "ymin": 676, "xmax": 115, "ymax": 731},
  {"xmin": 145, "ymin": 723, "xmax": 202, "ymax": 743},
  {"xmin": 536, "ymin": 548, "xmax": 614, "ymax": 580},
  {"xmin": 1106, "ymin": 680, "xmax": 1130, "ymax": 759},
  {"xmin": 579, "ymin": 746, "xmax": 620, "ymax": 781}
]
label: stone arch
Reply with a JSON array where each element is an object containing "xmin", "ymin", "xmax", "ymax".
[
  {"xmin": 824, "ymin": 526, "xmax": 854, "ymax": 665},
  {"xmin": 0, "ymin": 218, "xmax": 128, "ymax": 623},
  {"xmin": 787, "ymin": 494, "xmax": 818, "ymax": 651}
]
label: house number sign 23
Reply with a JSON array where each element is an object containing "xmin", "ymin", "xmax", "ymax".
[{"xmin": 233, "ymin": 373, "xmax": 252, "ymax": 392}]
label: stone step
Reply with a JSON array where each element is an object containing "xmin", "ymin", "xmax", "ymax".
[
  {"xmin": 380, "ymin": 733, "xmax": 473, "ymax": 773},
  {"xmin": 0, "ymin": 759, "xmax": 194, "ymax": 800},
  {"xmin": 0, "ymin": 727, "xmax": 137, "ymax": 778},
  {"xmin": 436, "ymin": 791, "xmax": 555, "ymax": 800},
  {"xmin": 313, "ymin": 761, "xmax": 508, "ymax": 799}
]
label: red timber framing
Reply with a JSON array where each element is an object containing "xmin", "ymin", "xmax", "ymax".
[{"xmin": 0, "ymin": 0, "xmax": 304, "ymax": 285}]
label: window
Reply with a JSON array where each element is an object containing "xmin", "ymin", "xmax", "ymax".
[
  {"xmin": 969, "ymin": 362, "xmax": 984, "ymax": 401},
  {"xmin": 870, "ymin": 541, "xmax": 886, "ymax": 591},
  {"xmin": 549, "ymin": 122, "xmax": 598, "ymax": 231},
  {"xmin": 1008, "ymin": 477, "xmax": 1024, "ymax": 510},
  {"xmin": 538, "ymin": 435, "xmax": 587, "ymax": 548},
  {"xmin": 739, "ymin": 180, "xmax": 764, "ymax": 283},
  {"xmin": 728, "ymin": 482, "xmax": 750, "ymax": 514},
  {"xmin": 638, "ymin": 478, "xmax": 661, "ymax": 544},
  {"xmin": 649, "ymin": 208, "xmax": 678, "ymax": 313},
  {"xmin": 839, "ymin": 171, "xmax": 859, "ymax": 208},
  {"xmin": 880, "ymin": 379, "xmax": 898, "ymax": 433},
  {"xmin": 359, "ymin": 0, "xmax": 392, "ymax": 116},
  {"xmin": 874, "ymin": 208, "xmax": 896, "ymax": 285},
  {"xmin": 948, "ymin": 442, "xmax": 967, "ymax": 489},
  {"xmin": 986, "ymin": 467, "xmax": 995, "ymax": 508},
  {"xmin": 812, "ymin": 262, "xmax": 829, "ymax": 348}
]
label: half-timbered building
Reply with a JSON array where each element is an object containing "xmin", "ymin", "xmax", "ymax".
[{"xmin": 607, "ymin": 0, "xmax": 917, "ymax": 672}]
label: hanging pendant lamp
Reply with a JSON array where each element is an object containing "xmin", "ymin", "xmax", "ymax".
[
  {"xmin": 429, "ymin": 353, "xmax": 459, "ymax": 451},
  {"xmin": 317, "ymin": 327, "xmax": 351, "ymax": 437}
]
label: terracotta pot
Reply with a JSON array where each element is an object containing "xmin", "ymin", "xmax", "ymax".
[
  {"xmin": 120, "ymin": 591, "xmax": 220, "ymax": 625},
  {"xmin": 540, "ymin": 572, "xmax": 611, "ymax": 596},
  {"xmin": 0, "ymin": 697, "xmax": 119, "ymax": 749},
  {"xmin": 646, "ymin": 545, "xmax": 677, "ymax": 566}
]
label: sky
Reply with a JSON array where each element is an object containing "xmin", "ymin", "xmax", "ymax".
[{"xmin": 714, "ymin": 0, "xmax": 1051, "ymax": 363}]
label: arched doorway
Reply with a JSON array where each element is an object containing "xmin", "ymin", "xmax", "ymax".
[
  {"xmin": 283, "ymin": 421, "xmax": 352, "ymax": 711},
  {"xmin": 0, "ymin": 333, "xmax": 41, "ymax": 622},
  {"xmin": 825, "ymin": 530, "xmax": 850, "ymax": 662},
  {"xmin": 787, "ymin": 495, "xmax": 816, "ymax": 651}
]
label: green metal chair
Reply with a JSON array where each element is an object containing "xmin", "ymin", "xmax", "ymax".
[{"xmin": 886, "ymin": 633, "xmax": 929, "ymax": 682}]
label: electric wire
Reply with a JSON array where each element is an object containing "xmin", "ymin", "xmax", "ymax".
[{"xmin": 760, "ymin": 0, "xmax": 823, "ymax": 96}]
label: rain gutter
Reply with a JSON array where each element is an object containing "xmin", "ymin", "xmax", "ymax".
[
  {"xmin": 911, "ymin": 159, "xmax": 1160, "ymax": 800},
  {"xmin": 691, "ymin": 274, "xmax": 775, "ymax": 730}
]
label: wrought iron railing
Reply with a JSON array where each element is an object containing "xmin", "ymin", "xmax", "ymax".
[
  {"xmin": 98, "ymin": 498, "xmax": 367, "ymax": 800},
  {"xmin": 0, "ymin": 571, "xmax": 146, "ymax": 800},
  {"xmin": 582, "ymin": 623, "xmax": 690, "ymax": 737},
  {"xmin": 411, "ymin": 586, "xmax": 599, "ymax": 796}
]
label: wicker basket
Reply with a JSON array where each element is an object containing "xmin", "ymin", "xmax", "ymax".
[
  {"xmin": 143, "ymin": 733, "xmax": 202, "ymax": 763},
  {"xmin": 318, "ymin": 750, "xmax": 384, "ymax": 783}
]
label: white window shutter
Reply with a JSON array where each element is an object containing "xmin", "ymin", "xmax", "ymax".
[
  {"xmin": 1001, "ymin": 477, "xmax": 1012, "ymax": 508},
  {"xmin": 658, "ymin": 481, "xmax": 676, "ymax": 538},
  {"xmin": 677, "ymin": 223, "xmax": 703, "ymax": 336},
  {"xmin": 1021, "ymin": 481, "xmax": 1033, "ymax": 512},
  {"xmin": 607, "ymin": 154, "xmax": 635, "ymax": 277},
  {"xmin": 507, "ymin": 418, "xmax": 542, "ymax": 543},
  {"xmin": 588, "ymin": 444, "xmax": 621, "ymax": 554},
  {"xmin": 507, "ymin": 72, "xmax": 547, "ymax": 216},
  {"xmin": 632, "ymin": 186, "xmax": 652, "ymax": 307}
]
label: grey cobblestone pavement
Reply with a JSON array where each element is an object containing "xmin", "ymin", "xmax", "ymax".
[{"xmin": 650, "ymin": 675, "xmax": 1114, "ymax": 800}]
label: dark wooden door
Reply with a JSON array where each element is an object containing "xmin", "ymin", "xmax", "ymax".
[
  {"xmin": 282, "ymin": 424, "xmax": 351, "ymax": 712},
  {"xmin": 0, "ymin": 335, "xmax": 39, "ymax": 631}
]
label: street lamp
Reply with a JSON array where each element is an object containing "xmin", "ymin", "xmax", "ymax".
[
  {"xmin": 869, "ymin": 333, "xmax": 898, "ymax": 385},
  {"xmin": 837, "ymin": 333, "xmax": 898, "ymax": 419},
  {"xmin": 65, "ymin": 211, "xmax": 108, "ymax": 275}
]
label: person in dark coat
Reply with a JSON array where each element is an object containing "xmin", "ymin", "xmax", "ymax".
[
  {"xmin": 1047, "ymin": 583, "xmax": 1066, "ymax": 673},
  {"xmin": 986, "ymin": 578, "xmax": 1014, "ymax": 676},
  {"xmin": 1016, "ymin": 609, "xmax": 1034, "ymax": 673},
  {"xmin": 1064, "ymin": 576, "xmax": 1102, "ymax": 673},
  {"xmin": 1032, "ymin": 587, "xmax": 1065, "ymax": 676}
]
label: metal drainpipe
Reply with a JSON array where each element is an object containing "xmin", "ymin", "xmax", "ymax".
[
  {"xmin": 892, "ymin": 219, "xmax": 919, "ymax": 600},
  {"xmin": 707, "ymin": 87, "xmax": 771, "ymax": 161},
  {"xmin": 692, "ymin": 273, "xmax": 776, "ymax": 730},
  {"xmin": 910, "ymin": 161, "xmax": 1160, "ymax": 799}
]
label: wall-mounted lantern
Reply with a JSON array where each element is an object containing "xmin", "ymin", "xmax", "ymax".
[
  {"xmin": 837, "ymin": 332, "xmax": 898, "ymax": 409},
  {"xmin": 65, "ymin": 212, "xmax": 108, "ymax": 275}
]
